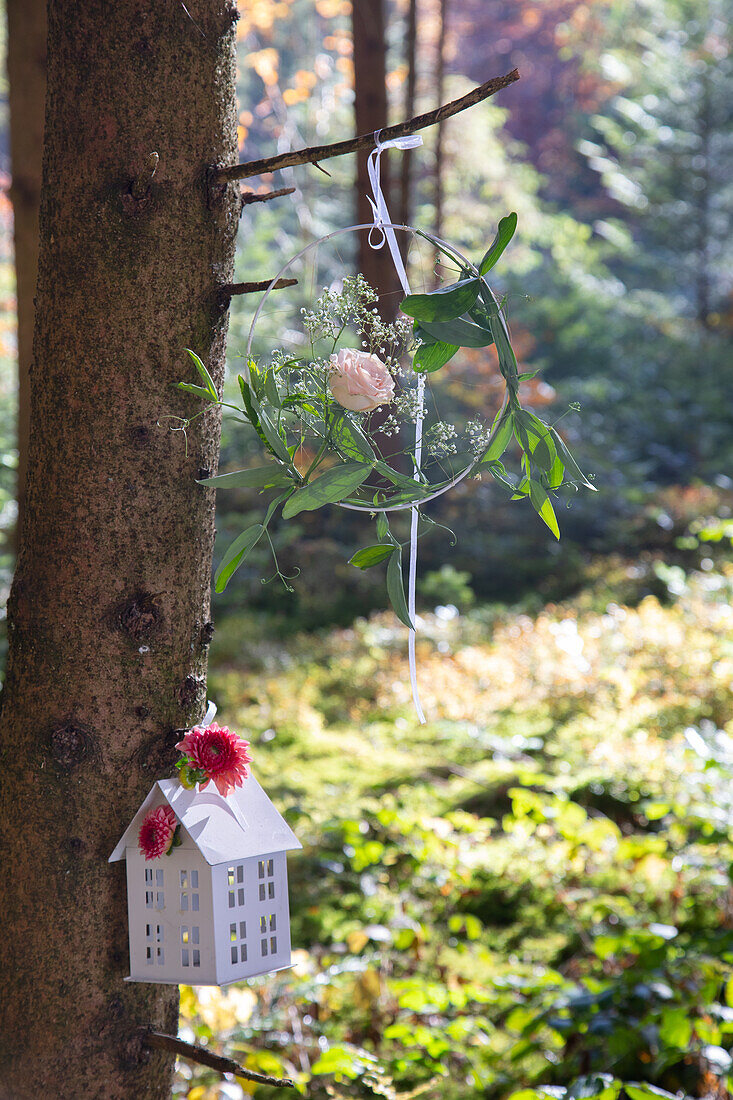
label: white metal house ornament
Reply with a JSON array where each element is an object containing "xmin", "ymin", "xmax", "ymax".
[{"xmin": 109, "ymin": 774, "xmax": 301, "ymax": 987}]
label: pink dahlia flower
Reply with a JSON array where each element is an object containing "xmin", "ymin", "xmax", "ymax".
[
  {"xmin": 175, "ymin": 723, "xmax": 253, "ymax": 798},
  {"xmin": 138, "ymin": 804, "xmax": 178, "ymax": 860}
]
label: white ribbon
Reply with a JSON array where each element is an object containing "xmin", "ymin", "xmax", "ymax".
[{"xmin": 366, "ymin": 130, "xmax": 427, "ymax": 724}]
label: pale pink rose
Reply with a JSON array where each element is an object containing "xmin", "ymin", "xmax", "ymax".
[{"xmin": 329, "ymin": 349, "xmax": 395, "ymax": 413}]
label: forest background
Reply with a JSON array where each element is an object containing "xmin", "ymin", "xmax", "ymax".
[{"xmin": 0, "ymin": 1, "xmax": 732, "ymax": 1098}]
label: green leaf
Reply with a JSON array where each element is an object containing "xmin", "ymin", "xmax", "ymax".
[
  {"xmin": 248, "ymin": 358, "xmax": 264, "ymax": 399},
  {"xmin": 282, "ymin": 462, "xmax": 372, "ymax": 518},
  {"xmin": 376, "ymin": 511, "xmax": 390, "ymax": 542},
  {"xmin": 479, "ymin": 212, "xmax": 518, "ymax": 275},
  {"xmin": 401, "ymin": 277, "xmax": 480, "ymax": 322},
  {"xmin": 257, "ymin": 406, "xmax": 293, "ymax": 465},
  {"xmin": 625, "ymin": 1085, "xmax": 679, "ymax": 1100},
  {"xmin": 214, "ymin": 524, "xmax": 264, "ymax": 593},
  {"xmin": 413, "ymin": 339, "xmax": 460, "ymax": 374},
  {"xmin": 386, "ymin": 547, "xmax": 414, "ymax": 629},
  {"xmin": 263, "ymin": 368, "xmax": 281, "ymax": 408},
  {"xmin": 418, "ymin": 316, "xmax": 494, "ymax": 348},
  {"xmin": 185, "ymin": 348, "xmax": 218, "ymax": 399},
  {"xmin": 659, "ymin": 1007, "xmax": 693, "ymax": 1049},
  {"xmin": 238, "ymin": 375, "xmax": 264, "ymax": 434},
  {"xmin": 197, "ymin": 466, "xmax": 293, "ymax": 489},
  {"xmin": 528, "ymin": 479, "xmax": 560, "ymax": 539},
  {"xmin": 480, "ymin": 408, "xmax": 514, "ymax": 465},
  {"xmin": 486, "ymin": 459, "xmax": 517, "ymax": 491},
  {"xmin": 373, "ymin": 460, "xmax": 428, "ymax": 495},
  {"xmin": 531, "ymin": 432, "xmax": 557, "ymax": 474},
  {"xmin": 331, "ymin": 414, "xmax": 376, "ymax": 462},
  {"xmin": 349, "ymin": 544, "xmax": 396, "ymax": 569},
  {"xmin": 175, "ymin": 382, "xmax": 217, "ymax": 401},
  {"xmin": 550, "ymin": 428, "xmax": 597, "ymax": 491},
  {"xmin": 478, "ymin": 286, "xmax": 519, "ymax": 385}
]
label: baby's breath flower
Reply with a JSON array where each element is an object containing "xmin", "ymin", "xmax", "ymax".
[
  {"xmin": 465, "ymin": 418, "xmax": 492, "ymax": 456},
  {"xmin": 426, "ymin": 421, "xmax": 458, "ymax": 458}
]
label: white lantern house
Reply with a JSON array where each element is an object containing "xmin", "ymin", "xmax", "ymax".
[{"xmin": 109, "ymin": 775, "xmax": 301, "ymax": 987}]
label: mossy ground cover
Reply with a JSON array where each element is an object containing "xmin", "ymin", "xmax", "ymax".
[{"xmin": 176, "ymin": 565, "xmax": 733, "ymax": 1100}]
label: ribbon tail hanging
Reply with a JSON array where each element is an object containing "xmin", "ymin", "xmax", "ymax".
[{"xmin": 366, "ymin": 130, "xmax": 427, "ymax": 724}]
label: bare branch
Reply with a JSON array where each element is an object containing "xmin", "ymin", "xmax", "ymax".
[
  {"xmin": 213, "ymin": 68, "xmax": 519, "ymax": 184},
  {"xmin": 142, "ymin": 1031, "xmax": 295, "ymax": 1089},
  {"xmin": 219, "ymin": 277, "xmax": 297, "ymax": 306},
  {"xmin": 241, "ymin": 186, "xmax": 296, "ymax": 208}
]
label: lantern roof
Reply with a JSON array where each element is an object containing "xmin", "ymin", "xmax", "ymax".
[{"xmin": 109, "ymin": 771, "xmax": 301, "ymax": 866}]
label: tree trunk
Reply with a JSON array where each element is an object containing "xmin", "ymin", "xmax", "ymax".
[
  {"xmin": 0, "ymin": 2, "xmax": 239, "ymax": 1097},
  {"xmin": 397, "ymin": 0, "xmax": 418, "ymax": 251},
  {"xmin": 352, "ymin": 0, "xmax": 400, "ymax": 316},
  {"xmin": 434, "ymin": 0, "xmax": 448, "ymax": 257},
  {"xmin": 6, "ymin": 0, "xmax": 47, "ymax": 544}
]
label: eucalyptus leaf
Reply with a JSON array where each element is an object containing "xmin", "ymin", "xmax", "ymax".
[
  {"xmin": 386, "ymin": 547, "xmax": 414, "ymax": 629},
  {"xmin": 185, "ymin": 348, "xmax": 217, "ymax": 399},
  {"xmin": 401, "ymin": 277, "xmax": 480, "ymax": 323},
  {"xmin": 479, "ymin": 212, "xmax": 518, "ymax": 275},
  {"xmin": 349, "ymin": 544, "xmax": 396, "ymax": 569},
  {"xmin": 198, "ymin": 466, "xmax": 293, "ymax": 489},
  {"xmin": 214, "ymin": 524, "xmax": 264, "ymax": 592},
  {"xmin": 282, "ymin": 462, "xmax": 372, "ymax": 518},
  {"xmin": 413, "ymin": 339, "xmax": 460, "ymax": 374}
]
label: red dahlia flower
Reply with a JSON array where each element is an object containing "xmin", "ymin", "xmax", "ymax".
[
  {"xmin": 175, "ymin": 723, "xmax": 252, "ymax": 798},
  {"xmin": 138, "ymin": 804, "xmax": 178, "ymax": 860}
]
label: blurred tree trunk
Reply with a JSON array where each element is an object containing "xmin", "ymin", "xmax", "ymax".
[
  {"xmin": 0, "ymin": 1, "xmax": 240, "ymax": 1097},
  {"xmin": 695, "ymin": 70, "xmax": 711, "ymax": 328},
  {"xmin": 352, "ymin": 0, "xmax": 400, "ymax": 316},
  {"xmin": 6, "ymin": 0, "xmax": 47, "ymax": 544},
  {"xmin": 434, "ymin": 0, "xmax": 448, "ymax": 256},
  {"xmin": 397, "ymin": 0, "xmax": 418, "ymax": 251}
]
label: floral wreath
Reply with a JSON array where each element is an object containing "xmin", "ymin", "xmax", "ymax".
[
  {"xmin": 171, "ymin": 135, "xmax": 594, "ymax": 719},
  {"xmin": 176, "ymin": 214, "xmax": 594, "ymax": 624}
]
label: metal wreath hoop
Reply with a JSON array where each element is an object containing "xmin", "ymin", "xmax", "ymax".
[{"xmin": 245, "ymin": 221, "xmax": 510, "ymax": 514}]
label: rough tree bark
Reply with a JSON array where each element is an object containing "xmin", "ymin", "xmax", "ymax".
[
  {"xmin": 0, "ymin": 1, "xmax": 240, "ymax": 1097},
  {"xmin": 352, "ymin": 0, "xmax": 400, "ymax": 315},
  {"xmin": 6, "ymin": 0, "xmax": 47, "ymax": 543}
]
